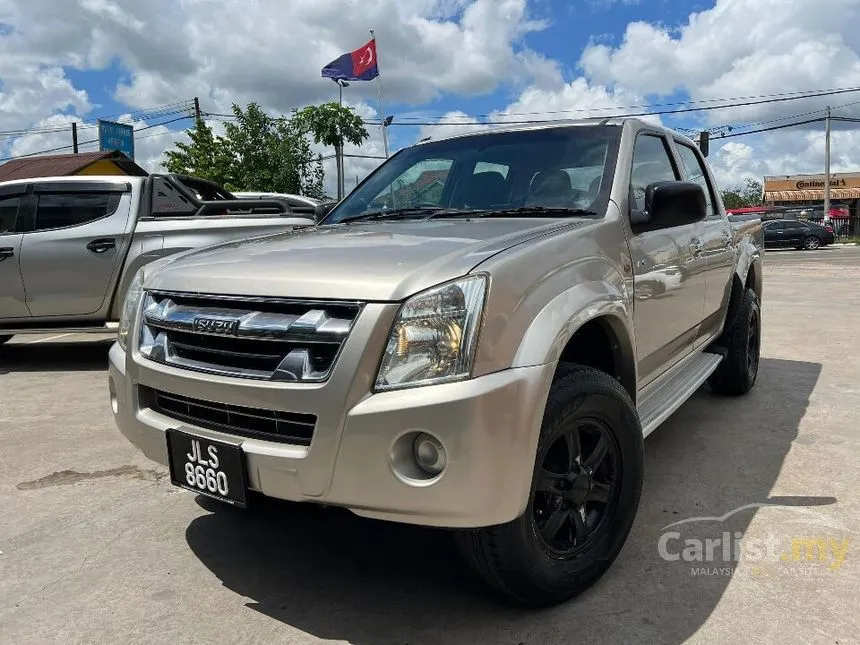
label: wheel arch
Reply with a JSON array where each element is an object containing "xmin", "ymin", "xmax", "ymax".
[{"xmin": 511, "ymin": 281, "xmax": 637, "ymax": 403}]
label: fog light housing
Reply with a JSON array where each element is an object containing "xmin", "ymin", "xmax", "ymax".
[{"xmin": 413, "ymin": 433, "xmax": 446, "ymax": 475}]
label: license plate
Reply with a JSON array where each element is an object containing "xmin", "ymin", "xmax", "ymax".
[{"xmin": 166, "ymin": 429, "xmax": 248, "ymax": 507}]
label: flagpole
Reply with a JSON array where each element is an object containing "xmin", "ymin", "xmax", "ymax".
[{"xmin": 370, "ymin": 27, "xmax": 390, "ymax": 158}]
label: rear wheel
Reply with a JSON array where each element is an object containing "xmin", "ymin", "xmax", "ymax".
[
  {"xmin": 455, "ymin": 364, "xmax": 644, "ymax": 607},
  {"xmin": 0, "ymin": 335, "xmax": 12, "ymax": 346},
  {"xmin": 709, "ymin": 288, "xmax": 760, "ymax": 396},
  {"xmin": 803, "ymin": 235, "xmax": 820, "ymax": 250}
]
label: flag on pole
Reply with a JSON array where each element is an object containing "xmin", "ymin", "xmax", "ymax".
[{"xmin": 321, "ymin": 38, "xmax": 379, "ymax": 81}]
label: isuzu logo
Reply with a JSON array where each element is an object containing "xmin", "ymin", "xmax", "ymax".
[{"xmin": 193, "ymin": 317, "xmax": 239, "ymax": 336}]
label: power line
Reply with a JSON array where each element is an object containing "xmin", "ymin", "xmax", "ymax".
[
  {"xmin": 0, "ymin": 100, "xmax": 195, "ymax": 138},
  {"xmin": 0, "ymin": 115, "xmax": 193, "ymax": 163},
  {"xmin": 382, "ymin": 85, "xmax": 860, "ymax": 124},
  {"xmin": 715, "ymin": 117, "xmax": 826, "ymax": 139}
]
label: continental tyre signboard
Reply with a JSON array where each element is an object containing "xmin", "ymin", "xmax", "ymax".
[{"xmin": 764, "ymin": 173, "xmax": 860, "ymax": 202}]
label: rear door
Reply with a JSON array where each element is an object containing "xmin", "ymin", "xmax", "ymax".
[
  {"xmin": 781, "ymin": 220, "xmax": 806, "ymax": 247},
  {"xmin": 672, "ymin": 141, "xmax": 734, "ymax": 341},
  {"xmin": 19, "ymin": 181, "xmax": 134, "ymax": 317},
  {"xmin": 0, "ymin": 186, "xmax": 29, "ymax": 318}
]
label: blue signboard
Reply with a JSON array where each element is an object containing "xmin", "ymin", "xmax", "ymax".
[{"xmin": 98, "ymin": 120, "xmax": 135, "ymax": 160}]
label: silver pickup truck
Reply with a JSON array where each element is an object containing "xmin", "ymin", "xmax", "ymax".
[
  {"xmin": 0, "ymin": 173, "xmax": 315, "ymax": 344},
  {"xmin": 110, "ymin": 118, "xmax": 763, "ymax": 607}
]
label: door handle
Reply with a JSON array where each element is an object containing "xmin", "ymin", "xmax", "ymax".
[
  {"xmin": 86, "ymin": 238, "xmax": 116, "ymax": 254},
  {"xmin": 689, "ymin": 237, "xmax": 703, "ymax": 257},
  {"xmin": 0, "ymin": 247, "xmax": 13, "ymax": 262}
]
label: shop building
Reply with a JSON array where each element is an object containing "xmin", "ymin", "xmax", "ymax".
[{"xmin": 764, "ymin": 172, "xmax": 860, "ymax": 236}]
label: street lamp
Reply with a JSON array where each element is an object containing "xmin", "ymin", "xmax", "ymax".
[
  {"xmin": 332, "ymin": 79, "xmax": 350, "ymax": 106},
  {"xmin": 382, "ymin": 115, "xmax": 393, "ymax": 158}
]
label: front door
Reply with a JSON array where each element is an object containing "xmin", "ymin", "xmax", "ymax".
[
  {"xmin": 0, "ymin": 190, "xmax": 30, "ymax": 319},
  {"xmin": 627, "ymin": 133, "xmax": 706, "ymax": 386},
  {"xmin": 20, "ymin": 183, "xmax": 133, "ymax": 317},
  {"xmin": 673, "ymin": 141, "xmax": 735, "ymax": 345}
]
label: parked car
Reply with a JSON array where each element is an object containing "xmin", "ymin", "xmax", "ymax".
[
  {"xmin": 762, "ymin": 218, "xmax": 835, "ymax": 250},
  {"xmin": 110, "ymin": 118, "xmax": 763, "ymax": 607},
  {"xmin": 0, "ymin": 173, "xmax": 315, "ymax": 345}
]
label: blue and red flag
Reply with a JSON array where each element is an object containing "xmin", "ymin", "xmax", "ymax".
[{"xmin": 321, "ymin": 39, "xmax": 379, "ymax": 81}]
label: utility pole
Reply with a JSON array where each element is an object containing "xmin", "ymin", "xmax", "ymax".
[
  {"xmin": 72, "ymin": 122, "xmax": 79, "ymax": 154},
  {"xmin": 824, "ymin": 105, "xmax": 831, "ymax": 223},
  {"xmin": 193, "ymin": 96, "xmax": 201, "ymax": 121},
  {"xmin": 333, "ymin": 79, "xmax": 349, "ymax": 200}
]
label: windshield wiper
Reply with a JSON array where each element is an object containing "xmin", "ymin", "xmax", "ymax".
[
  {"xmin": 342, "ymin": 207, "xmax": 444, "ymax": 223},
  {"xmin": 431, "ymin": 206, "xmax": 599, "ymax": 219}
]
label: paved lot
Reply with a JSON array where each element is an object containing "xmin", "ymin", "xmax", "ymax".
[{"xmin": 1, "ymin": 247, "xmax": 859, "ymax": 645}]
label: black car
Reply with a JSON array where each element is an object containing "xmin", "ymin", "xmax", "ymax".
[{"xmin": 762, "ymin": 219, "xmax": 835, "ymax": 250}]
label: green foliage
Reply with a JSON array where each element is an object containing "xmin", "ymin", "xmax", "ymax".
[
  {"xmin": 294, "ymin": 103, "xmax": 369, "ymax": 149},
  {"xmin": 721, "ymin": 177, "xmax": 763, "ymax": 209},
  {"xmin": 163, "ymin": 103, "xmax": 324, "ymax": 197},
  {"xmin": 163, "ymin": 117, "xmax": 233, "ymax": 188}
]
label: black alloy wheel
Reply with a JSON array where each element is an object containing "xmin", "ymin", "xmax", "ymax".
[
  {"xmin": 533, "ymin": 419, "xmax": 619, "ymax": 557},
  {"xmin": 708, "ymin": 287, "xmax": 761, "ymax": 396},
  {"xmin": 455, "ymin": 364, "xmax": 644, "ymax": 607}
]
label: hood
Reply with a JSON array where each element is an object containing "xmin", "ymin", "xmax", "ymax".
[{"xmin": 144, "ymin": 218, "xmax": 581, "ymax": 301}]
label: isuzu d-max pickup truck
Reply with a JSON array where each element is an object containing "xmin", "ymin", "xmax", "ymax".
[
  {"xmin": 109, "ymin": 118, "xmax": 764, "ymax": 607},
  {"xmin": 0, "ymin": 173, "xmax": 315, "ymax": 344}
]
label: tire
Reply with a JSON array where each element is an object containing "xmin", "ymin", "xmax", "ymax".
[
  {"xmin": 803, "ymin": 236, "xmax": 820, "ymax": 250},
  {"xmin": 455, "ymin": 364, "xmax": 644, "ymax": 607},
  {"xmin": 0, "ymin": 335, "xmax": 12, "ymax": 346},
  {"xmin": 709, "ymin": 288, "xmax": 760, "ymax": 396}
]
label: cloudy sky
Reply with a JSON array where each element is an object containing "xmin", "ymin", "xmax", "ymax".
[{"xmin": 2, "ymin": 0, "xmax": 860, "ymax": 195}]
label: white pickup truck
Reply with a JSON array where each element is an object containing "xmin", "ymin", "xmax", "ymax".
[{"xmin": 0, "ymin": 173, "xmax": 317, "ymax": 344}]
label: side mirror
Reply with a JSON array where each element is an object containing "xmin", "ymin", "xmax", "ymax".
[{"xmin": 631, "ymin": 181, "xmax": 706, "ymax": 230}]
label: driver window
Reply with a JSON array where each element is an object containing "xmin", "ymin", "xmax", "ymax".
[
  {"xmin": 368, "ymin": 159, "xmax": 453, "ymax": 210},
  {"xmin": 630, "ymin": 135, "xmax": 679, "ymax": 211}
]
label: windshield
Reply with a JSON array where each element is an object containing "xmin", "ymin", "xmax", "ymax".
[{"xmin": 323, "ymin": 125, "xmax": 621, "ymax": 224}]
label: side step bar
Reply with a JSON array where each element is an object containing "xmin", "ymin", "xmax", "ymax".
[
  {"xmin": 0, "ymin": 322, "xmax": 118, "ymax": 335},
  {"xmin": 637, "ymin": 352, "xmax": 723, "ymax": 438}
]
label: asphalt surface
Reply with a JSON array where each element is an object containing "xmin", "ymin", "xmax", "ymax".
[{"xmin": 1, "ymin": 246, "xmax": 859, "ymax": 645}]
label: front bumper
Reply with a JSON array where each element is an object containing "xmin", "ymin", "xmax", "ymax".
[{"xmin": 108, "ymin": 336, "xmax": 555, "ymax": 528}]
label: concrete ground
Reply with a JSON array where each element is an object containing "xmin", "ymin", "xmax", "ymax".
[{"xmin": 1, "ymin": 247, "xmax": 858, "ymax": 645}]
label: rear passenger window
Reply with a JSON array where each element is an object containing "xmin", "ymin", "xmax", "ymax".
[
  {"xmin": 676, "ymin": 144, "xmax": 717, "ymax": 219},
  {"xmin": 0, "ymin": 196, "xmax": 20, "ymax": 234},
  {"xmin": 630, "ymin": 135, "xmax": 678, "ymax": 211},
  {"xmin": 35, "ymin": 193, "xmax": 121, "ymax": 231}
]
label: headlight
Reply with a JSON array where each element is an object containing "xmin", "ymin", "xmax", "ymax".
[
  {"xmin": 375, "ymin": 275, "xmax": 488, "ymax": 391},
  {"xmin": 117, "ymin": 268, "xmax": 145, "ymax": 350}
]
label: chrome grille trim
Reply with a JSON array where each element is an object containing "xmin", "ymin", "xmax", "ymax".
[{"xmin": 139, "ymin": 291, "xmax": 363, "ymax": 382}]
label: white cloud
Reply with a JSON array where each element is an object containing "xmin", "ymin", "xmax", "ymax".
[
  {"xmin": 579, "ymin": 0, "xmax": 860, "ymax": 125},
  {"xmin": 2, "ymin": 0, "xmax": 552, "ymax": 115}
]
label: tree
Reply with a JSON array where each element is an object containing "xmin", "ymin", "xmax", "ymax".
[
  {"xmin": 294, "ymin": 103, "xmax": 369, "ymax": 149},
  {"xmin": 294, "ymin": 103, "xmax": 370, "ymax": 199},
  {"xmin": 163, "ymin": 103, "xmax": 324, "ymax": 197},
  {"xmin": 163, "ymin": 117, "xmax": 233, "ymax": 188},
  {"xmin": 721, "ymin": 177, "xmax": 763, "ymax": 209}
]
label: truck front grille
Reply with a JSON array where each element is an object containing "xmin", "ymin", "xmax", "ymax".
[
  {"xmin": 138, "ymin": 291, "xmax": 362, "ymax": 382},
  {"xmin": 146, "ymin": 388, "xmax": 316, "ymax": 445}
]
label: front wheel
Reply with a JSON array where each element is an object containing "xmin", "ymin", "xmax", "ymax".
[
  {"xmin": 803, "ymin": 235, "xmax": 821, "ymax": 250},
  {"xmin": 455, "ymin": 364, "xmax": 644, "ymax": 607},
  {"xmin": 0, "ymin": 335, "xmax": 12, "ymax": 346},
  {"xmin": 709, "ymin": 288, "xmax": 760, "ymax": 396}
]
